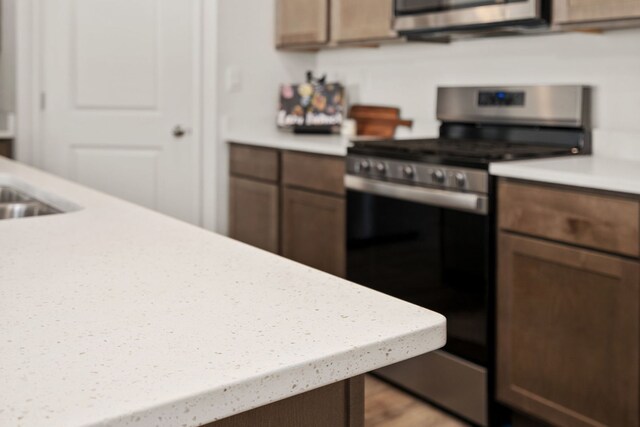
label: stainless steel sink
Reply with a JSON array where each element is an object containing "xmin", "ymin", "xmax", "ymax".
[
  {"xmin": 0, "ymin": 186, "xmax": 62, "ymax": 220},
  {"xmin": 0, "ymin": 187, "xmax": 32, "ymax": 203}
]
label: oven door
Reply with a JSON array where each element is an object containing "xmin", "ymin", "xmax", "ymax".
[
  {"xmin": 394, "ymin": 0, "xmax": 544, "ymax": 35},
  {"xmin": 346, "ymin": 176, "xmax": 491, "ymax": 366}
]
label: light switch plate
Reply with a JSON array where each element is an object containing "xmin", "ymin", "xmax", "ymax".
[{"xmin": 225, "ymin": 67, "xmax": 242, "ymax": 93}]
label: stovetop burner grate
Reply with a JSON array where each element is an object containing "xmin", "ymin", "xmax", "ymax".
[{"xmin": 351, "ymin": 137, "xmax": 577, "ymax": 162}]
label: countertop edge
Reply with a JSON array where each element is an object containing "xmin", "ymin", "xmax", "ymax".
[
  {"xmin": 1, "ymin": 156, "xmax": 448, "ymax": 427},
  {"xmin": 95, "ymin": 315, "xmax": 446, "ymax": 427},
  {"xmin": 225, "ymin": 134, "xmax": 349, "ymax": 157},
  {"xmin": 489, "ymin": 157, "xmax": 640, "ymax": 196}
]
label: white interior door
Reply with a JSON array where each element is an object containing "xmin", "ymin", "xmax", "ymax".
[{"xmin": 40, "ymin": 0, "xmax": 201, "ymax": 224}]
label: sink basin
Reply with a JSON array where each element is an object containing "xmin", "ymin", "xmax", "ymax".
[
  {"xmin": 0, "ymin": 202, "xmax": 61, "ymax": 219},
  {"xmin": 0, "ymin": 175, "xmax": 82, "ymax": 220},
  {"xmin": 0, "ymin": 185, "xmax": 63, "ymax": 220},
  {"xmin": 0, "ymin": 187, "xmax": 32, "ymax": 203}
]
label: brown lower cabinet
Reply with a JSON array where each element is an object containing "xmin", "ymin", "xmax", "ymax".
[
  {"xmin": 0, "ymin": 140, "xmax": 12, "ymax": 158},
  {"xmin": 228, "ymin": 143, "xmax": 345, "ymax": 277},
  {"xmin": 205, "ymin": 376, "xmax": 364, "ymax": 427},
  {"xmin": 282, "ymin": 187, "xmax": 345, "ymax": 277},
  {"xmin": 229, "ymin": 176, "xmax": 279, "ymax": 254},
  {"xmin": 497, "ymin": 179, "xmax": 640, "ymax": 427}
]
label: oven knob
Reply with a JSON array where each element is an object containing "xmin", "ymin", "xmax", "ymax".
[
  {"xmin": 403, "ymin": 166, "xmax": 414, "ymax": 178},
  {"xmin": 432, "ymin": 169, "xmax": 445, "ymax": 184},
  {"xmin": 376, "ymin": 162, "xmax": 386, "ymax": 174},
  {"xmin": 454, "ymin": 172, "xmax": 467, "ymax": 188},
  {"xmin": 358, "ymin": 160, "xmax": 371, "ymax": 173}
]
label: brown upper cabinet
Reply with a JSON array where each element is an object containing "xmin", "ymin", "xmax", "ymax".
[
  {"xmin": 276, "ymin": 0, "xmax": 397, "ymax": 49},
  {"xmin": 331, "ymin": 0, "xmax": 396, "ymax": 44},
  {"xmin": 553, "ymin": 0, "xmax": 640, "ymax": 28},
  {"xmin": 276, "ymin": 0, "xmax": 330, "ymax": 48}
]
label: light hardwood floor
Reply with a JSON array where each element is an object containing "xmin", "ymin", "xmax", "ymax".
[{"xmin": 365, "ymin": 375, "xmax": 470, "ymax": 427}]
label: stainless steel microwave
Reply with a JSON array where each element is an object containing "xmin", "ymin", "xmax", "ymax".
[{"xmin": 394, "ymin": 0, "xmax": 550, "ymax": 38}]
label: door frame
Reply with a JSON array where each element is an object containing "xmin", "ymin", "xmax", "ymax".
[{"xmin": 15, "ymin": 0, "xmax": 219, "ymax": 230}]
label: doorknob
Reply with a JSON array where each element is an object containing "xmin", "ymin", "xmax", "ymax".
[{"xmin": 172, "ymin": 125, "xmax": 188, "ymax": 138}]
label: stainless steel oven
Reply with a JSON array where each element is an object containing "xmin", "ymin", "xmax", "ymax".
[
  {"xmin": 346, "ymin": 168, "xmax": 492, "ymax": 426},
  {"xmin": 345, "ymin": 85, "xmax": 592, "ymax": 426},
  {"xmin": 394, "ymin": 0, "xmax": 550, "ymax": 37}
]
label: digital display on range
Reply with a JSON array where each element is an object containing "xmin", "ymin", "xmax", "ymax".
[{"xmin": 478, "ymin": 91, "xmax": 525, "ymax": 107}]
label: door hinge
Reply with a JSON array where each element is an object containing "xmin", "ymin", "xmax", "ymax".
[{"xmin": 40, "ymin": 92, "xmax": 46, "ymax": 110}]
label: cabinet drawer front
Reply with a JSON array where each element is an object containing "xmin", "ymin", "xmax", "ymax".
[
  {"xmin": 230, "ymin": 144, "xmax": 279, "ymax": 182},
  {"xmin": 497, "ymin": 233, "xmax": 640, "ymax": 427},
  {"xmin": 499, "ymin": 180, "xmax": 640, "ymax": 257},
  {"xmin": 282, "ymin": 151, "xmax": 345, "ymax": 196}
]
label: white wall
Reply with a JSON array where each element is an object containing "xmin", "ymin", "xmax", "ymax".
[
  {"xmin": 216, "ymin": 0, "xmax": 315, "ymax": 233},
  {"xmin": 217, "ymin": 8, "xmax": 640, "ymax": 233},
  {"xmin": 316, "ymin": 29, "xmax": 640, "ymax": 159},
  {"xmin": 0, "ymin": 0, "xmax": 16, "ymax": 113}
]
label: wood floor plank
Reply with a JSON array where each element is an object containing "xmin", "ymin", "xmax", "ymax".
[{"xmin": 364, "ymin": 375, "xmax": 470, "ymax": 427}]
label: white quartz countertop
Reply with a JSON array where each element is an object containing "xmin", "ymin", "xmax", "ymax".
[
  {"xmin": 0, "ymin": 157, "xmax": 446, "ymax": 427},
  {"xmin": 490, "ymin": 155, "xmax": 640, "ymax": 195},
  {"xmin": 224, "ymin": 127, "xmax": 351, "ymax": 156}
]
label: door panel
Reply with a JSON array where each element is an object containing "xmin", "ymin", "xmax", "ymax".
[
  {"xmin": 74, "ymin": 0, "xmax": 159, "ymax": 109},
  {"xmin": 282, "ymin": 188, "xmax": 345, "ymax": 277},
  {"xmin": 42, "ymin": 0, "xmax": 200, "ymax": 223},
  {"xmin": 229, "ymin": 177, "xmax": 280, "ymax": 254},
  {"xmin": 276, "ymin": 0, "xmax": 329, "ymax": 47},
  {"xmin": 554, "ymin": 0, "xmax": 640, "ymax": 24},
  {"xmin": 332, "ymin": 0, "xmax": 396, "ymax": 43},
  {"xmin": 497, "ymin": 233, "xmax": 640, "ymax": 427}
]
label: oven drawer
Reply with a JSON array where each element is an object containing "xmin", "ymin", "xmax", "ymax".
[
  {"xmin": 498, "ymin": 180, "xmax": 640, "ymax": 257},
  {"xmin": 376, "ymin": 350, "xmax": 488, "ymax": 426}
]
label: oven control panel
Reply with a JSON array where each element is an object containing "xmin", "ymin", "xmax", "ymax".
[
  {"xmin": 347, "ymin": 156, "xmax": 489, "ymax": 194},
  {"xmin": 478, "ymin": 90, "xmax": 525, "ymax": 107}
]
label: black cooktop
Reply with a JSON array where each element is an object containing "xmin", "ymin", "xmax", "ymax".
[{"xmin": 349, "ymin": 137, "xmax": 581, "ymax": 168}]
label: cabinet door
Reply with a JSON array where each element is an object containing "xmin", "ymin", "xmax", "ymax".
[
  {"xmin": 331, "ymin": 0, "xmax": 396, "ymax": 43},
  {"xmin": 229, "ymin": 177, "xmax": 279, "ymax": 254},
  {"xmin": 497, "ymin": 233, "xmax": 640, "ymax": 427},
  {"xmin": 554, "ymin": 0, "xmax": 640, "ymax": 25},
  {"xmin": 276, "ymin": 0, "xmax": 329, "ymax": 48},
  {"xmin": 282, "ymin": 188, "xmax": 345, "ymax": 277},
  {"xmin": 0, "ymin": 141, "xmax": 12, "ymax": 158}
]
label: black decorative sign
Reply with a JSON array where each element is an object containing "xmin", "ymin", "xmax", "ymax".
[{"xmin": 277, "ymin": 82, "xmax": 345, "ymax": 132}]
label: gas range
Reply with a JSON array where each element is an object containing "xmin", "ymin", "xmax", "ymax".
[
  {"xmin": 347, "ymin": 86, "xmax": 592, "ymax": 198},
  {"xmin": 345, "ymin": 85, "xmax": 592, "ymax": 426},
  {"xmin": 349, "ymin": 137, "xmax": 581, "ymax": 167}
]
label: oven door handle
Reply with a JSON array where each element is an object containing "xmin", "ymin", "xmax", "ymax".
[{"xmin": 345, "ymin": 175, "xmax": 489, "ymax": 215}]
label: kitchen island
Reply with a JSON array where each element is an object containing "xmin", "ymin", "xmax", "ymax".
[{"xmin": 0, "ymin": 157, "xmax": 446, "ymax": 427}]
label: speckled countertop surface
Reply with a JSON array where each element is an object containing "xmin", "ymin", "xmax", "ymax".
[
  {"xmin": 490, "ymin": 155, "xmax": 640, "ymax": 195},
  {"xmin": 0, "ymin": 157, "xmax": 446, "ymax": 427},
  {"xmin": 224, "ymin": 127, "xmax": 351, "ymax": 156}
]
